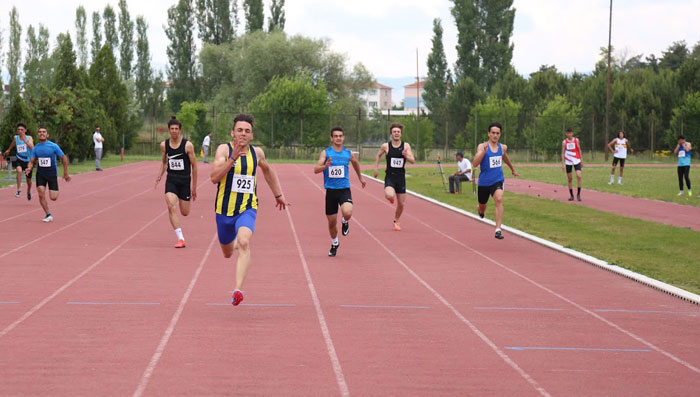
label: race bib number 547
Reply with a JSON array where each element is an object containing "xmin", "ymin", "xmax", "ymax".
[
  {"xmin": 38, "ymin": 157, "xmax": 52, "ymax": 167},
  {"xmin": 489, "ymin": 156, "xmax": 502, "ymax": 168}
]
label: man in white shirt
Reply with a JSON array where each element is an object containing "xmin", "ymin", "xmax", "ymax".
[
  {"xmin": 202, "ymin": 132, "xmax": 211, "ymax": 163},
  {"xmin": 93, "ymin": 127, "xmax": 104, "ymax": 171},
  {"xmin": 449, "ymin": 151, "xmax": 472, "ymax": 193}
]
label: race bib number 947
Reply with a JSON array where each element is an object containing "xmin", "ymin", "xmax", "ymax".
[
  {"xmin": 329, "ymin": 165, "xmax": 345, "ymax": 178},
  {"xmin": 169, "ymin": 159, "xmax": 185, "ymax": 170},
  {"xmin": 678, "ymin": 150, "xmax": 686, "ymax": 158},
  {"xmin": 232, "ymin": 174, "xmax": 255, "ymax": 194},
  {"xmin": 489, "ymin": 156, "xmax": 502, "ymax": 168},
  {"xmin": 38, "ymin": 157, "xmax": 52, "ymax": 167},
  {"xmin": 390, "ymin": 158, "xmax": 404, "ymax": 168}
]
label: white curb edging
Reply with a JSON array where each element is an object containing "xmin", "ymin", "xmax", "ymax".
[{"xmin": 366, "ymin": 174, "xmax": 700, "ymax": 305}]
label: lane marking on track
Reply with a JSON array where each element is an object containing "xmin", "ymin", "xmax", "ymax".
[
  {"xmin": 67, "ymin": 302, "xmax": 161, "ymax": 306},
  {"xmin": 0, "ymin": 210, "xmax": 167, "ymax": 339},
  {"xmin": 298, "ymin": 167, "xmax": 546, "ymax": 396},
  {"xmin": 340, "ymin": 304, "xmax": 430, "ymax": 309},
  {"xmin": 0, "ymin": 302, "xmax": 20, "ymax": 305},
  {"xmin": 473, "ymin": 307, "xmax": 564, "ymax": 311},
  {"xmin": 133, "ymin": 232, "xmax": 218, "ymax": 397},
  {"xmin": 357, "ymin": 179, "xmax": 700, "ymax": 376},
  {"xmin": 280, "ymin": 170, "xmax": 349, "ymax": 397},
  {"xmin": 205, "ymin": 303, "xmax": 297, "ymax": 307},
  {"xmin": 594, "ymin": 309, "xmax": 700, "ymax": 315},
  {"xmin": 505, "ymin": 346, "xmax": 652, "ymax": 353}
]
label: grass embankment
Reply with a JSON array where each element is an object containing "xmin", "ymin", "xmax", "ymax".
[{"xmin": 368, "ymin": 167, "xmax": 700, "ymax": 295}]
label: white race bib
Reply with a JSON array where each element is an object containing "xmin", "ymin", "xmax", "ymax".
[
  {"xmin": 231, "ymin": 174, "xmax": 255, "ymax": 194},
  {"xmin": 566, "ymin": 142, "xmax": 575, "ymax": 150},
  {"xmin": 390, "ymin": 158, "xmax": 404, "ymax": 168},
  {"xmin": 169, "ymin": 159, "xmax": 185, "ymax": 171},
  {"xmin": 38, "ymin": 157, "xmax": 52, "ymax": 167},
  {"xmin": 17, "ymin": 143, "xmax": 27, "ymax": 153},
  {"xmin": 679, "ymin": 150, "xmax": 686, "ymax": 158},
  {"xmin": 328, "ymin": 165, "xmax": 345, "ymax": 178},
  {"xmin": 489, "ymin": 156, "xmax": 502, "ymax": 169}
]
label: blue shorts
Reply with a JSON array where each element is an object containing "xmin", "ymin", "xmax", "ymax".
[{"xmin": 216, "ymin": 209, "xmax": 257, "ymax": 245}]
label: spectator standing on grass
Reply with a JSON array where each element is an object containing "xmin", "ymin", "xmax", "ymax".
[
  {"xmin": 448, "ymin": 152, "xmax": 472, "ymax": 194},
  {"xmin": 93, "ymin": 126, "xmax": 104, "ymax": 171},
  {"xmin": 561, "ymin": 127, "xmax": 583, "ymax": 201},
  {"xmin": 674, "ymin": 135, "xmax": 692, "ymax": 196},
  {"xmin": 607, "ymin": 131, "xmax": 633, "ymax": 185},
  {"xmin": 202, "ymin": 132, "xmax": 211, "ymax": 163},
  {"xmin": 3, "ymin": 123, "xmax": 34, "ymax": 200}
]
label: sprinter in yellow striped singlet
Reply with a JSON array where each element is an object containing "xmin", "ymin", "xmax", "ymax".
[{"xmin": 210, "ymin": 114, "xmax": 289, "ymax": 306}]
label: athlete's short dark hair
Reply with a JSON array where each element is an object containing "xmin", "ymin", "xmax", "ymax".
[
  {"xmin": 488, "ymin": 122, "xmax": 502, "ymax": 132},
  {"xmin": 168, "ymin": 116, "xmax": 182, "ymax": 128},
  {"xmin": 38, "ymin": 125, "xmax": 47, "ymax": 131},
  {"xmin": 678, "ymin": 135, "xmax": 685, "ymax": 140},
  {"xmin": 389, "ymin": 122, "xmax": 404, "ymax": 132},
  {"xmin": 618, "ymin": 130, "xmax": 625, "ymax": 138},
  {"xmin": 330, "ymin": 126, "xmax": 344, "ymax": 136},
  {"xmin": 566, "ymin": 127, "xmax": 573, "ymax": 133},
  {"xmin": 16, "ymin": 123, "xmax": 27, "ymax": 129},
  {"xmin": 233, "ymin": 113, "xmax": 255, "ymax": 130}
]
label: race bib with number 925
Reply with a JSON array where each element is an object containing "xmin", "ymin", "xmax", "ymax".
[{"xmin": 231, "ymin": 174, "xmax": 255, "ymax": 194}]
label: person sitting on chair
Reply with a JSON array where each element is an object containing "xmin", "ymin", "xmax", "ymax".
[{"xmin": 449, "ymin": 152, "xmax": 472, "ymax": 193}]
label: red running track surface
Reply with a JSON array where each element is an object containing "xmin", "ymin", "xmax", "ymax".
[{"xmin": 0, "ymin": 161, "xmax": 699, "ymax": 396}]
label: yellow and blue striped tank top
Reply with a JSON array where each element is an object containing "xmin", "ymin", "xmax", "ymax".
[{"xmin": 215, "ymin": 143, "xmax": 258, "ymax": 216}]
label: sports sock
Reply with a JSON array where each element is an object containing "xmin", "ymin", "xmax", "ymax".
[
  {"xmin": 610, "ymin": 174, "xmax": 614, "ymax": 183},
  {"xmin": 175, "ymin": 228, "xmax": 184, "ymax": 241},
  {"xmin": 569, "ymin": 189, "xmax": 573, "ymax": 197},
  {"xmin": 577, "ymin": 187, "xmax": 581, "ymax": 195},
  {"xmin": 618, "ymin": 176, "xmax": 622, "ymax": 183},
  {"xmin": 495, "ymin": 227, "xmax": 502, "ymax": 233},
  {"xmin": 332, "ymin": 237, "xmax": 339, "ymax": 246},
  {"xmin": 341, "ymin": 217, "xmax": 348, "ymax": 224}
]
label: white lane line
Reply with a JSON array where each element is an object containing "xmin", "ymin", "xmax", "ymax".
[
  {"xmin": 298, "ymin": 167, "xmax": 545, "ymax": 396},
  {"xmin": 205, "ymin": 303, "xmax": 296, "ymax": 307},
  {"xmin": 133, "ymin": 233, "xmax": 218, "ymax": 397},
  {"xmin": 340, "ymin": 304, "xmax": 430, "ymax": 309},
  {"xmin": 67, "ymin": 302, "xmax": 161, "ymax": 306},
  {"xmin": 0, "ymin": 210, "xmax": 167, "ymax": 339}
]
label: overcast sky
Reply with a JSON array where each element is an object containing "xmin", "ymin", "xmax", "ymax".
[{"xmin": 3, "ymin": 0, "xmax": 700, "ymax": 81}]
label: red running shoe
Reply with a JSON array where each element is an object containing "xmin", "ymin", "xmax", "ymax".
[
  {"xmin": 232, "ymin": 290, "xmax": 244, "ymax": 306},
  {"xmin": 174, "ymin": 239, "xmax": 186, "ymax": 248}
]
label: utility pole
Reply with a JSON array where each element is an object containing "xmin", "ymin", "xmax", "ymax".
[{"xmin": 604, "ymin": 0, "xmax": 613, "ymax": 161}]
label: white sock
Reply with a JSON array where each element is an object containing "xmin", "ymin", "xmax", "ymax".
[
  {"xmin": 175, "ymin": 228, "xmax": 184, "ymax": 240},
  {"xmin": 495, "ymin": 228, "xmax": 502, "ymax": 233},
  {"xmin": 332, "ymin": 237, "xmax": 339, "ymax": 246},
  {"xmin": 610, "ymin": 175, "xmax": 614, "ymax": 182},
  {"xmin": 341, "ymin": 217, "xmax": 347, "ymax": 224},
  {"xmin": 618, "ymin": 177, "xmax": 622, "ymax": 182}
]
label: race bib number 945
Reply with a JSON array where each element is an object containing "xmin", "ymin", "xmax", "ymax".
[
  {"xmin": 169, "ymin": 159, "xmax": 185, "ymax": 170},
  {"xmin": 232, "ymin": 174, "xmax": 255, "ymax": 194},
  {"xmin": 329, "ymin": 165, "xmax": 345, "ymax": 178},
  {"xmin": 566, "ymin": 142, "xmax": 576, "ymax": 150},
  {"xmin": 38, "ymin": 157, "xmax": 52, "ymax": 167},
  {"xmin": 390, "ymin": 158, "xmax": 404, "ymax": 168},
  {"xmin": 489, "ymin": 156, "xmax": 502, "ymax": 168}
]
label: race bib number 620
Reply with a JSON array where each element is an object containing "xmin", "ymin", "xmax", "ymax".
[
  {"xmin": 329, "ymin": 165, "xmax": 345, "ymax": 178},
  {"xmin": 489, "ymin": 156, "xmax": 502, "ymax": 168}
]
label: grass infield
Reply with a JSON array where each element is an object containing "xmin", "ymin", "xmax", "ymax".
[{"xmin": 368, "ymin": 167, "xmax": 700, "ymax": 296}]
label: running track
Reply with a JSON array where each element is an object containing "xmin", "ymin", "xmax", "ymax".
[{"xmin": 1, "ymin": 162, "xmax": 699, "ymax": 395}]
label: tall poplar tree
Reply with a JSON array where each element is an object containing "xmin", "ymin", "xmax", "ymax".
[
  {"xmin": 243, "ymin": 0, "xmax": 264, "ymax": 32},
  {"xmin": 478, "ymin": 0, "xmax": 515, "ymax": 91},
  {"xmin": 268, "ymin": 0, "xmax": 285, "ymax": 32},
  {"xmin": 75, "ymin": 6, "xmax": 88, "ymax": 67},
  {"xmin": 451, "ymin": 0, "xmax": 479, "ymax": 81},
  {"xmin": 165, "ymin": 0, "xmax": 198, "ymax": 111},
  {"xmin": 52, "ymin": 33, "xmax": 79, "ymax": 90},
  {"xmin": 118, "ymin": 0, "xmax": 134, "ymax": 79},
  {"xmin": 91, "ymin": 12, "xmax": 102, "ymax": 62},
  {"xmin": 103, "ymin": 5, "xmax": 119, "ymax": 58},
  {"xmin": 7, "ymin": 7, "xmax": 23, "ymax": 98},
  {"xmin": 196, "ymin": 0, "xmax": 234, "ymax": 44},
  {"xmin": 423, "ymin": 18, "xmax": 450, "ymax": 145},
  {"xmin": 135, "ymin": 16, "xmax": 153, "ymax": 114}
]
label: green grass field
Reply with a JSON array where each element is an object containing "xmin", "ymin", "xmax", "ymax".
[{"xmin": 368, "ymin": 167, "xmax": 700, "ymax": 295}]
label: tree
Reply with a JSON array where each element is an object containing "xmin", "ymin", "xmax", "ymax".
[
  {"xmin": 0, "ymin": 95, "xmax": 36, "ymax": 150},
  {"xmin": 423, "ymin": 18, "xmax": 450, "ymax": 146},
  {"xmin": 478, "ymin": 0, "xmax": 515, "ymax": 91},
  {"xmin": 7, "ymin": 7, "xmax": 23, "ymax": 98},
  {"xmin": 667, "ymin": 92, "xmax": 700, "ymax": 148},
  {"xmin": 23, "ymin": 25, "xmax": 51, "ymax": 100},
  {"xmin": 75, "ymin": 6, "xmax": 88, "ymax": 67},
  {"xmin": 268, "ymin": 0, "xmax": 285, "ymax": 32},
  {"xmin": 91, "ymin": 11, "xmax": 102, "ymax": 62},
  {"xmin": 177, "ymin": 101, "xmax": 211, "ymax": 146},
  {"xmin": 118, "ymin": 0, "xmax": 134, "ymax": 79},
  {"xmin": 446, "ymin": 76, "xmax": 483, "ymax": 150},
  {"xmin": 243, "ymin": 0, "xmax": 264, "ymax": 33},
  {"xmin": 52, "ymin": 33, "xmax": 79, "ymax": 91},
  {"xmin": 659, "ymin": 41, "xmax": 688, "ymax": 72},
  {"xmin": 466, "ymin": 96, "xmax": 521, "ymax": 150},
  {"xmin": 135, "ymin": 16, "xmax": 153, "ymax": 115},
  {"xmin": 165, "ymin": 0, "xmax": 199, "ymax": 111},
  {"xmin": 196, "ymin": 0, "xmax": 235, "ymax": 44},
  {"xmin": 525, "ymin": 95, "xmax": 581, "ymax": 157},
  {"xmin": 103, "ymin": 5, "xmax": 119, "ymax": 58},
  {"xmin": 451, "ymin": 0, "xmax": 479, "ymax": 81}
]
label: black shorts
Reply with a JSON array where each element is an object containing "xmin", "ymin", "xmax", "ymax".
[
  {"xmin": 12, "ymin": 158, "xmax": 32, "ymax": 178},
  {"xmin": 36, "ymin": 173, "xmax": 59, "ymax": 191},
  {"xmin": 165, "ymin": 174, "xmax": 192, "ymax": 201},
  {"xmin": 477, "ymin": 181, "xmax": 504, "ymax": 205},
  {"xmin": 325, "ymin": 188, "xmax": 353, "ymax": 215},
  {"xmin": 384, "ymin": 174, "xmax": 406, "ymax": 194},
  {"xmin": 612, "ymin": 157, "xmax": 626, "ymax": 167},
  {"xmin": 566, "ymin": 163, "xmax": 582, "ymax": 173}
]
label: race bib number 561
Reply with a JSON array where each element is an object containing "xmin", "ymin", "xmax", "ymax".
[{"xmin": 489, "ymin": 156, "xmax": 502, "ymax": 168}]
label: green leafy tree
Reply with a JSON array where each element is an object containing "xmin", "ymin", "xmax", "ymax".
[
  {"xmin": 524, "ymin": 95, "xmax": 581, "ymax": 157},
  {"xmin": 659, "ymin": 41, "xmax": 688, "ymax": 72},
  {"xmin": 75, "ymin": 6, "xmax": 88, "ymax": 67},
  {"xmin": 0, "ymin": 95, "xmax": 37, "ymax": 150},
  {"xmin": 118, "ymin": 0, "xmax": 134, "ymax": 79},
  {"xmin": 450, "ymin": 0, "xmax": 479, "ymax": 81},
  {"xmin": 91, "ymin": 11, "xmax": 102, "ymax": 62},
  {"xmin": 177, "ymin": 101, "xmax": 211, "ymax": 147},
  {"xmin": 166, "ymin": 0, "xmax": 199, "ymax": 112},
  {"xmin": 667, "ymin": 92, "xmax": 700, "ymax": 148},
  {"xmin": 446, "ymin": 76, "xmax": 483, "ymax": 150},
  {"xmin": 243, "ymin": 0, "xmax": 264, "ymax": 32},
  {"xmin": 196, "ymin": 0, "xmax": 235, "ymax": 44},
  {"xmin": 478, "ymin": 0, "xmax": 515, "ymax": 91},
  {"xmin": 424, "ymin": 18, "xmax": 450, "ymax": 146},
  {"xmin": 268, "ymin": 0, "xmax": 285, "ymax": 32},
  {"xmin": 52, "ymin": 33, "xmax": 79, "ymax": 91},
  {"xmin": 23, "ymin": 25, "xmax": 51, "ymax": 100},
  {"xmin": 103, "ymin": 5, "xmax": 119, "ymax": 58},
  {"xmin": 248, "ymin": 73, "xmax": 330, "ymax": 147},
  {"xmin": 135, "ymin": 16, "xmax": 153, "ymax": 115},
  {"xmin": 7, "ymin": 7, "xmax": 22, "ymax": 98},
  {"xmin": 466, "ymin": 97, "xmax": 521, "ymax": 150},
  {"xmin": 401, "ymin": 116, "xmax": 435, "ymax": 161}
]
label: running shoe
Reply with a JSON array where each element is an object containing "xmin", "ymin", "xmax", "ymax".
[
  {"xmin": 608, "ymin": 181, "xmax": 613, "ymax": 185},
  {"xmin": 618, "ymin": 181, "xmax": 623, "ymax": 185},
  {"xmin": 42, "ymin": 214, "xmax": 53, "ymax": 223},
  {"xmin": 27, "ymin": 191, "xmax": 31, "ymax": 201},
  {"xmin": 678, "ymin": 191, "xmax": 684, "ymax": 196},
  {"xmin": 495, "ymin": 230, "xmax": 504, "ymax": 240},
  {"xmin": 174, "ymin": 239, "xmax": 186, "ymax": 248},
  {"xmin": 232, "ymin": 290, "xmax": 244, "ymax": 306},
  {"xmin": 328, "ymin": 244, "xmax": 339, "ymax": 257},
  {"xmin": 387, "ymin": 197, "xmax": 395, "ymax": 204},
  {"xmin": 689, "ymin": 190, "xmax": 693, "ymax": 197},
  {"xmin": 577, "ymin": 194, "xmax": 581, "ymax": 202},
  {"xmin": 341, "ymin": 221, "xmax": 349, "ymax": 236},
  {"xmin": 393, "ymin": 220, "xmax": 401, "ymax": 231},
  {"xmin": 568, "ymin": 196, "xmax": 574, "ymax": 201},
  {"xmin": 15, "ymin": 191, "xmax": 21, "ymax": 198},
  {"xmin": 478, "ymin": 212, "xmax": 484, "ymax": 219}
]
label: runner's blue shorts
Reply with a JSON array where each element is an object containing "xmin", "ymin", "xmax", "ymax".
[{"xmin": 216, "ymin": 209, "xmax": 257, "ymax": 245}]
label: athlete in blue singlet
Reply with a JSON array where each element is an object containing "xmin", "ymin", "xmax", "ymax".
[
  {"xmin": 472, "ymin": 122, "xmax": 519, "ymax": 239},
  {"xmin": 314, "ymin": 126, "xmax": 367, "ymax": 257},
  {"xmin": 674, "ymin": 135, "xmax": 692, "ymax": 196},
  {"xmin": 3, "ymin": 123, "xmax": 34, "ymax": 200},
  {"xmin": 24, "ymin": 126, "xmax": 71, "ymax": 222}
]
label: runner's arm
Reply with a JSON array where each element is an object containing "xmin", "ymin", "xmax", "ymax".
[
  {"xmin": 350, "ymin": 152, "xmax": 366, "ymax": 188},
  {"xmin": 61, "ymin": 154, "xmax": 71, "ymax": 182},
  {"xmin": 403, "ymin": 143, "xmax": 415, "ymax": 164},
  {"xmin": 186, "ymin": 141, "xmax": 197, "ymax": 200},
  {"xmin": 210, "ymin": 144, "xmax": 235, "ymax": 183},
  {"xmin": 155, "ymin": 141, "xmax": 167, "ymax": 187},
  {"xmin": 607, "ymin": 139, "xmax": 616, "ymax": 152},
  {"xmin": 3, "ymin": 139, "xmax": 16, "ymax": 157},
  {"xmin": 502, "ymin": 144, "xmax": 519, "ymax": 177},
  {"xmin": 561, "ymin": 141, "xmax": 566, "ymax": 169},
  {"xmin": 256, "ymin": 147, "xmax": 289, "ymax": 210},
  {"xmin": 472, "ymin": 143, "xmax": 486, "ymax": 168},
  {"xmin": 314, "ymin": 151, "xmax": 330, "ymax": 174},
  {"xmin": 373, "ymin": 143, "xmax": 387, "ymax": 178}
]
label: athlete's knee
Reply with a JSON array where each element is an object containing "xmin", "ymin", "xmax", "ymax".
[{"xmin": 236, "ymin": 238, "xmax": 250, "ymax": 252}]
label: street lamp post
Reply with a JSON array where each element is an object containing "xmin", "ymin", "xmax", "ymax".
[{"xmin": 604, "ymin": 0, "xmax": 613, "ymax": 161}]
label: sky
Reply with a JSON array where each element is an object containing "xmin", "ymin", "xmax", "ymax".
[{"xmin": 3, "ymin": 0, "xmax": 700, "ymax": 100}]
